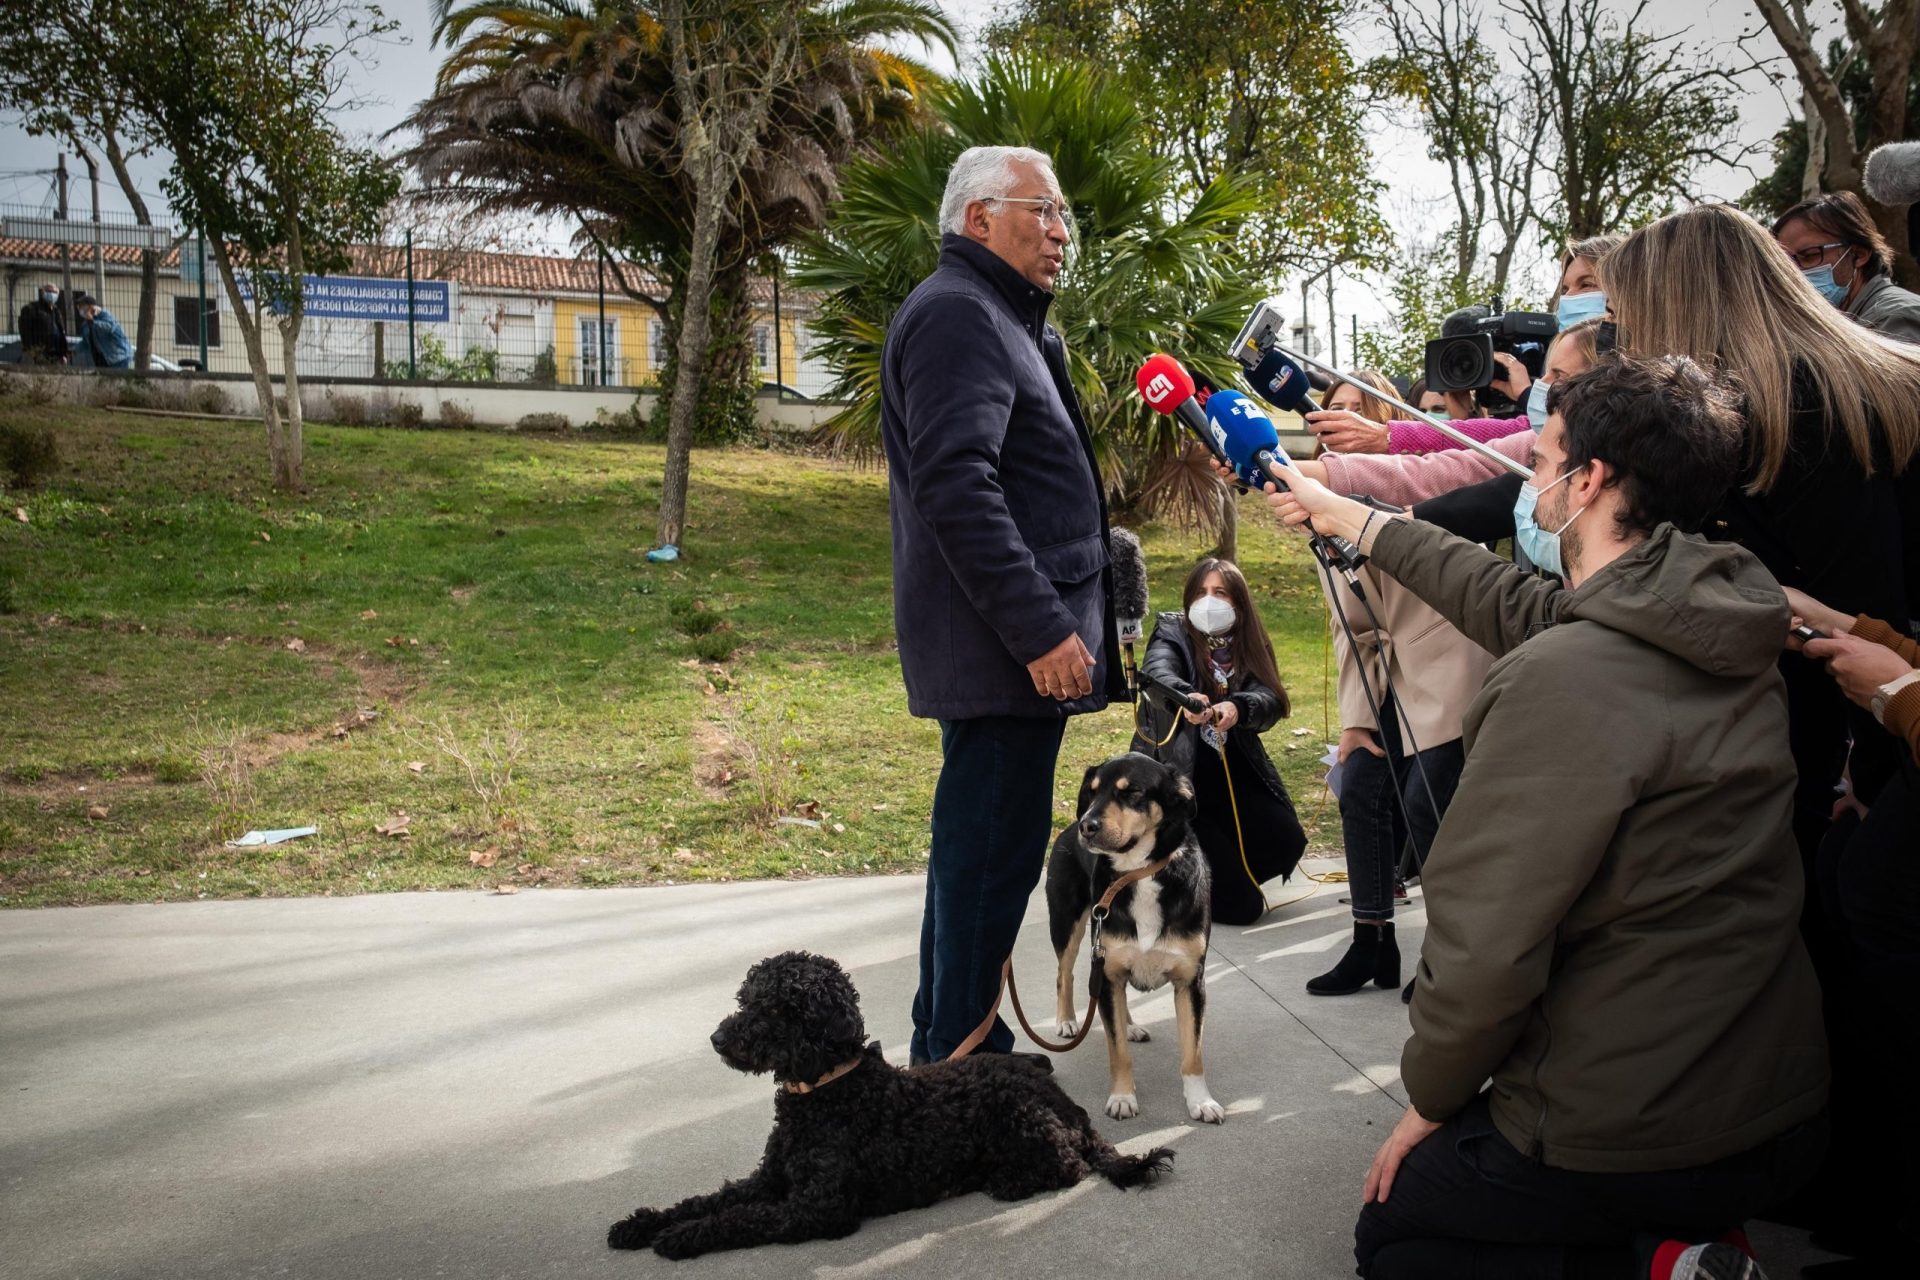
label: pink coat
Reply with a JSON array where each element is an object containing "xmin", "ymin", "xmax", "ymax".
[
  {"xmin": 1388, "ymin": 413, "xmax": 1528, "ymax": 455},
  {"xmin": 1321, "ymin": 430, "xmax": 1532, "ymax": 507}
]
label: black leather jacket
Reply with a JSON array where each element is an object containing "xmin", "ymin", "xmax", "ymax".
[{"xmin": 1129, "ymin": 611, "xmax": 1290, "ymax": 801}]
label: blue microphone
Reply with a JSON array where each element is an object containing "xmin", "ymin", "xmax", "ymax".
[
  {"xmin": 1244, "ymin": 348, "xmax": 1316, "ymax": 415},
  {"xmin": 1203, "ymin": 389, "xmax": 1289, "ymax": 490},
  {"xmin": 1206, "ymin": 389, "xmax": 1368, "ymax": 575}
]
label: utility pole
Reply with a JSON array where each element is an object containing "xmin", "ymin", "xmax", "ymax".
[
  {"xmin": 597, "ymin": 246, "xmax": 608, "ymax": 386},
  {"xmin": 196, "ymin": 230, "xmax": 209, "ymax": 372},
  {"xmin": 56, "ymin": 153, "xmax": 74, "ymax": 333},
  {"xmin": 405, "ymin": 227, "xmax": 416, "ymax": 380},
  {"xmin": 1326, "ymin": 273, "xmax": 1337, "ymax": 369},
  {"xmin": 85, "ymin": 151, "xmax": 105, "ymax": 306}
]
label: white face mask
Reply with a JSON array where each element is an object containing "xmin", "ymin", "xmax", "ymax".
[{"xmin": 1187, "ymin": 595, "xmax": 1236, "ymax": 636}]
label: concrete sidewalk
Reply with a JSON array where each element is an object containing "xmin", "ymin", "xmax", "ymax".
[{"xmin": 1, "ymin": 869, "xmax": 1833, "ymax": 1279}]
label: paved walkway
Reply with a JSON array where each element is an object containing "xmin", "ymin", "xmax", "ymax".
[{"xmin": 1, "ymin": 868, "xmax": 1833, "ymax": 1278}]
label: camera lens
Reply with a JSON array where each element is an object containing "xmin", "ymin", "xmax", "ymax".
[{"xmin": 1439, "ymin": 339, "xmax": 1484, "ymax": 387}]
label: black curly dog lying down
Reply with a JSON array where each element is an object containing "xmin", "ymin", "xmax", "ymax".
[{"xmin": 608, "ymin": 951, "xmax": 1173, "ymax": 1260}]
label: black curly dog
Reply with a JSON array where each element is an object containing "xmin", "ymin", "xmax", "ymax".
[{"xmin": 608, "ymin": 951, "xmax": 1173, "ymax": 1259}]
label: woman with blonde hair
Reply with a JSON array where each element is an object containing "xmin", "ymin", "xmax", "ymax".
[{"xmin": 1603, "ymin": 204, "xmax": 1919, "ymax": 831}]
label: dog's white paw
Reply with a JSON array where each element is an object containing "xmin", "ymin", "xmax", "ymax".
[
  {"xmin": 1183, "ymin": 1075, "xmax": 1224, "ymax": 1124},
  {"xmin": 1055, "ymin": 1018, "xmax": 1078, "ymax": 1039},
  {"xmin": 1105, "ymin": 1092, "xmax": 1139, "ymax": 1120},
  {"xmin": 1127, "ymin": 1024, "xmax": 1151, "ymax": 1042}
]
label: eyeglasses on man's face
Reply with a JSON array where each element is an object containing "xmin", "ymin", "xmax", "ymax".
[
  {"xmin": 986, "ymin": 195, "xmax": 1073, "ymax": 232},
  {"xmin": 1783, "ymin": 240, "xmax": 1847, "ymax": 270}
]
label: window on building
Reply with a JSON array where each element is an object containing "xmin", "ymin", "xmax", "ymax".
[
  {"xmin": 650, "ymin": 318, "xmax": 671, "ymax": 370},
  {"xmin": 752, "ymin": 323, "xmax": 774, "ymax": 375},
  {"xmin": 579, "ymin": 316, "xmax": 618, "ymax": 385},
  {"xmin": 173, "ymin": 297, "xmax": 220, "ymax": 348}
]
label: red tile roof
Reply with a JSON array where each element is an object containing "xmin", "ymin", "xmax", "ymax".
[{"xmin": 0, "ymin": 237, "xmax": 797, "ymax": 305}]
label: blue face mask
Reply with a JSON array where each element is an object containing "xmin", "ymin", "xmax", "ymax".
[
  {"xmin": 1512, "ymin": 463, "xmax": 1586, "ymax": 578},
  {"xmin": 1526, "ymin": 380, "xmax": 1551, "ymax": 432},
  {"xmin": 1802, "ymin": 263, "xmax": 1852, "ymax": 307},
  {"xmin": 1556, "ymin": 292, "xmax": 1605, "ymax": 328}
]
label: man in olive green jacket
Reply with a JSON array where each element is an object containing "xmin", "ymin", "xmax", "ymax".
[{"xmin": 1269, "ymin": 355, "xmax": 1828, "ymax": 1279}]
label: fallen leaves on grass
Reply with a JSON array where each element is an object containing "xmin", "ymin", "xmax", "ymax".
[
  {"xmin": 794, "ymin": 800, "xmax": 822, "ymax": 819},
  {"xmin": 374, "ymin": 813, "xmax": 412, "ymax": 838},
  {"xmin": 258, "ymin": 531, "xmax": 271, "ymax": 542},
  {"xmin": 406, "ymin": 761, "xmax": 426, "ymax": 774},
  {"xmin": 671, "ymin": 847, "xmax": 701, "ymax": 864},
  {"xmin": 12, "ymin": 507, "xmax": 27, "ymax": 524},
  {"xmin": 384, "ymin": 636, "xmax": 418, "ymax": 648},
  {"xmin": 468, "ymin": 846, "xmax": 498, "ymax": 867},
  {"xmin": 360, "ymin": 609, "xmax": 379, "ymax": 620},
  {"xmin": 492, "ymin": 884, "xmax": 519, "ymax": 896},
  {"xmin": 329, "ymin": 707, "xmax": 380, "ymax": 739},
  {"xmin": 85, "ymin": 804, "xmax": 108, "ymax": 820},
  {"xmin": 285, "ymin": 637, "xmax": 307, "ymax": 653}
]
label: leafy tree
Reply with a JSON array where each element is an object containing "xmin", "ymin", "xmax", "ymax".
[
  {"xmin": 0, "ymin": 2, "xmax": 179, "ymax": 369},
  {"xmin": 80, "ymin": 0, "xmax": 401, "ymax": 490},
  {"xmin": 1370, "ymin": 0, "xmax": 1544, "ymax": 299},
  {"xmin": 408, "ymin": 0, "xmax": 953, "ymax": 550},
  {"xmin": 1748, "ymin": 0, "xmax": 1919, "ymax": 282},
  {"xmin": 983, "ymin": 0, "xmax": 1388, "ymax": 278},
  {"xmin": 1505, "ymin": 0, "xmax": 1751, "ymax": 243},
  {"xmin": 793, "ymin": 54, "xmax": 1267, "ymax": 539}
]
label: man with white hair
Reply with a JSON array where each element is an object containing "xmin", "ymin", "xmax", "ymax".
[{"xmin": 881, "ymin": 145, "xmax": 1124, "ymax": 1065}]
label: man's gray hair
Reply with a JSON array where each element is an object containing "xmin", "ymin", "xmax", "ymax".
[{"xmin": 938, "ymin": 146, "xmax": 1056, "ymax": 235}]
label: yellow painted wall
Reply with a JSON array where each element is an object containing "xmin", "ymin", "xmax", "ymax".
[{"xmin": 555, "ymin": 298, "xmax": 806, "ymax": 387}]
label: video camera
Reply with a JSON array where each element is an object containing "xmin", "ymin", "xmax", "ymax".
[{"xmin": 1422, "ymin": 299, "xmax": 1556, "ymax": 409}]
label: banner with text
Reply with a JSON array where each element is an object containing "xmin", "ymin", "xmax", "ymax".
[{"xmin": 235, "ymin": 274, "xmax": 454, "ymax": 323}]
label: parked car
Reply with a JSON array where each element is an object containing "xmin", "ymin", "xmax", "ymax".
[{"xmin": 0, "ymin": 335, "xmax": 190, "ymax": 372}]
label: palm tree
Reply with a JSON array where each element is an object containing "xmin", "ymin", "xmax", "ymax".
[
  {"xmin": 792, "ymin": 55, "xmax": 1266, "ymax": 534},
  {"xmin": 403, "ymin": 1, "xmax": 953, "ymax": 537}
]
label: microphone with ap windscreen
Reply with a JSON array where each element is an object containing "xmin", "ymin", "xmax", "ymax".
[
  {"xmin": 1864, "ymin": 141, "xmax": 1920, "ymax": 253},
  {"xmin": 1108, "ymin": 526, "xmax": 1151, "ymax": 702}
]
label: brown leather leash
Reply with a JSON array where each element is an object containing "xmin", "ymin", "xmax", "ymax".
[{"xmin": 944, "ymin": 852, "xmax": 1174, "ymax": 1062}]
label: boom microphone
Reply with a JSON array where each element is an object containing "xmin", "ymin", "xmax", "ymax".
[{"xmin": 1864, "ymin": 141, "xmax": 1920, "ymax": 206}]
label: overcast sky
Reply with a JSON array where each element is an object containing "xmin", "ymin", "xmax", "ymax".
[{"xmin": 0, "ymin": 0, "xmax": 1800, "ymax": 335}]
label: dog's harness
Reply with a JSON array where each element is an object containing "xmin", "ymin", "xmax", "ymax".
[
  {"xmin": 945, "ymin": 852, "xmax": 1174, "ymax": 1062},
  {"xmin": 782, "ymin": 1054, "xmax": 865, "ymax": 1094}
]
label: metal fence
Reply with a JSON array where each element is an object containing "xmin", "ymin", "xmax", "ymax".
[{"xmin": 3, "ymin": 212, "xmax": 846, "ymax": 400}]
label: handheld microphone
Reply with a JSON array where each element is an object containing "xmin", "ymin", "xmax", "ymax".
[
  {"xmin": 1204, "ymin": 390, "xmax": 1367, "ymax": 576},
  {"xmin": 1241, "ymin": 347, "xmax": 1317, "ymax": 416},
  {"xmin": 1136, "ymin": 353, "xmax": 1214, "ymax": 441}
]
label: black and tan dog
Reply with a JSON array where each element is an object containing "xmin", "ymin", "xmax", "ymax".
[{"xmin": 1045, "ymin": 752, "xmax": 1224, "ymax": 1124}]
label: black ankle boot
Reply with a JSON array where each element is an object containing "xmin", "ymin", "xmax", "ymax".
[{"xmin": 1306, "ymin": 922, "xmax": 1400, "ymax": 996}]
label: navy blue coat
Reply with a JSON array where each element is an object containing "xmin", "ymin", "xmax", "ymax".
[{"xmin": 880, "ymin": 235, "xmax": 1125, "ymax": 720}]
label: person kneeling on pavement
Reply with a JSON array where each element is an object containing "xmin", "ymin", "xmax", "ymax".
[
  {"xmin": 1267, "ymin": 354, "xmax": 1829, "ymax": 1280},
  {"xmin": 1130, "ymin": 557, "xmax": 1307, "ymax": 925}
]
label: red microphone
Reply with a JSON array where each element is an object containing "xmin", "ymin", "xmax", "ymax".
[{"xmin": 1136, "ymin": 353, "xmax": 1214, "ymax": 443}]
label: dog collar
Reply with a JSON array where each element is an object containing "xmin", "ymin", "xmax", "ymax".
[{"xmin": 781, "ymin": 1054, "xmax": 865, "ymax": 1094}]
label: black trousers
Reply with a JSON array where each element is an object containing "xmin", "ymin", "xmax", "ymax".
[
  {"xmin": 1353, "ymin": 1094, "xmax": 1827, "ymax": 1279},
  {"xmin": 1189, "ymin": 736, "xmax": 1306, "ymax": 926}
]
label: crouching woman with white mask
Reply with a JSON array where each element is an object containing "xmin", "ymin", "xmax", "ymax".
[{"xmin": 1130, "ymin": 558, "xmax": 1308, "ymax": 925}]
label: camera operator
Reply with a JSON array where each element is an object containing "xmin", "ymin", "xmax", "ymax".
[
  {"xmin": 1282, "ymin": 318, "xmax": 1607, "ymax": 548},
  {"xmin": 1267, "ymin": 355, "xmax": 1828, "ymax": 1280},
  {"xmin": 1772, "ymin": 191, "xmax": 1920, "ymax": 345}
]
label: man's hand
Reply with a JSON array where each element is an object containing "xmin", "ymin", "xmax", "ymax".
[
  {"xmin": 1028, "ymin": 632, "xmax": 1096, "ymax": 701},
  {"xmin": 1261, "ymin": 466, "xmax": 1374, "ymax": 546},
  {"xmin": 1304, "ymin": 409, "xmax": 1390, "ymax": 455},
  {"xmin": 1489, "ymin": 351, "xmax": 1531, "ymax": 400},
  {"xmin": 1338, "ymin": 727, "xmax": 1386, "ymax": 764},
  {"xmin": 1364, "ymin": 1105, "xmax": 1443, "ymax": 1204},
  {"xmin": 1804, "ymin": 633, "xmax": 1913, "ymax": 710}
]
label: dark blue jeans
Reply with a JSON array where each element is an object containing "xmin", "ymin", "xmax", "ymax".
[
  {"xmin": 1354, "ymin": 1093, "xmax": 1827, "ymax": 1278},
  {"xmin": 909, "ymin": 715, "xmax": 1067, "ymax": 1062},
  {"xmin": 1340, "ymin": 700, "xmax": 1465, "ymax": 922}
]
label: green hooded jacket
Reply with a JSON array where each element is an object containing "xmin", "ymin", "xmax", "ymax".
[{"xmin": 1363, "ymin": 517, "xmax": 1829, "ymax": 1173}]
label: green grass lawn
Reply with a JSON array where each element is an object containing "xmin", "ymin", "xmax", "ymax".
[{"xmin": 0, "ymin": 398, "xmax": 1344, "ymax": 908}]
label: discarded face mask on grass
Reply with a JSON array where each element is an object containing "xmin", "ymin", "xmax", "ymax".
[{"xmin": 224, "ymin": 826, "xmax": 319, "ymax": 849}]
